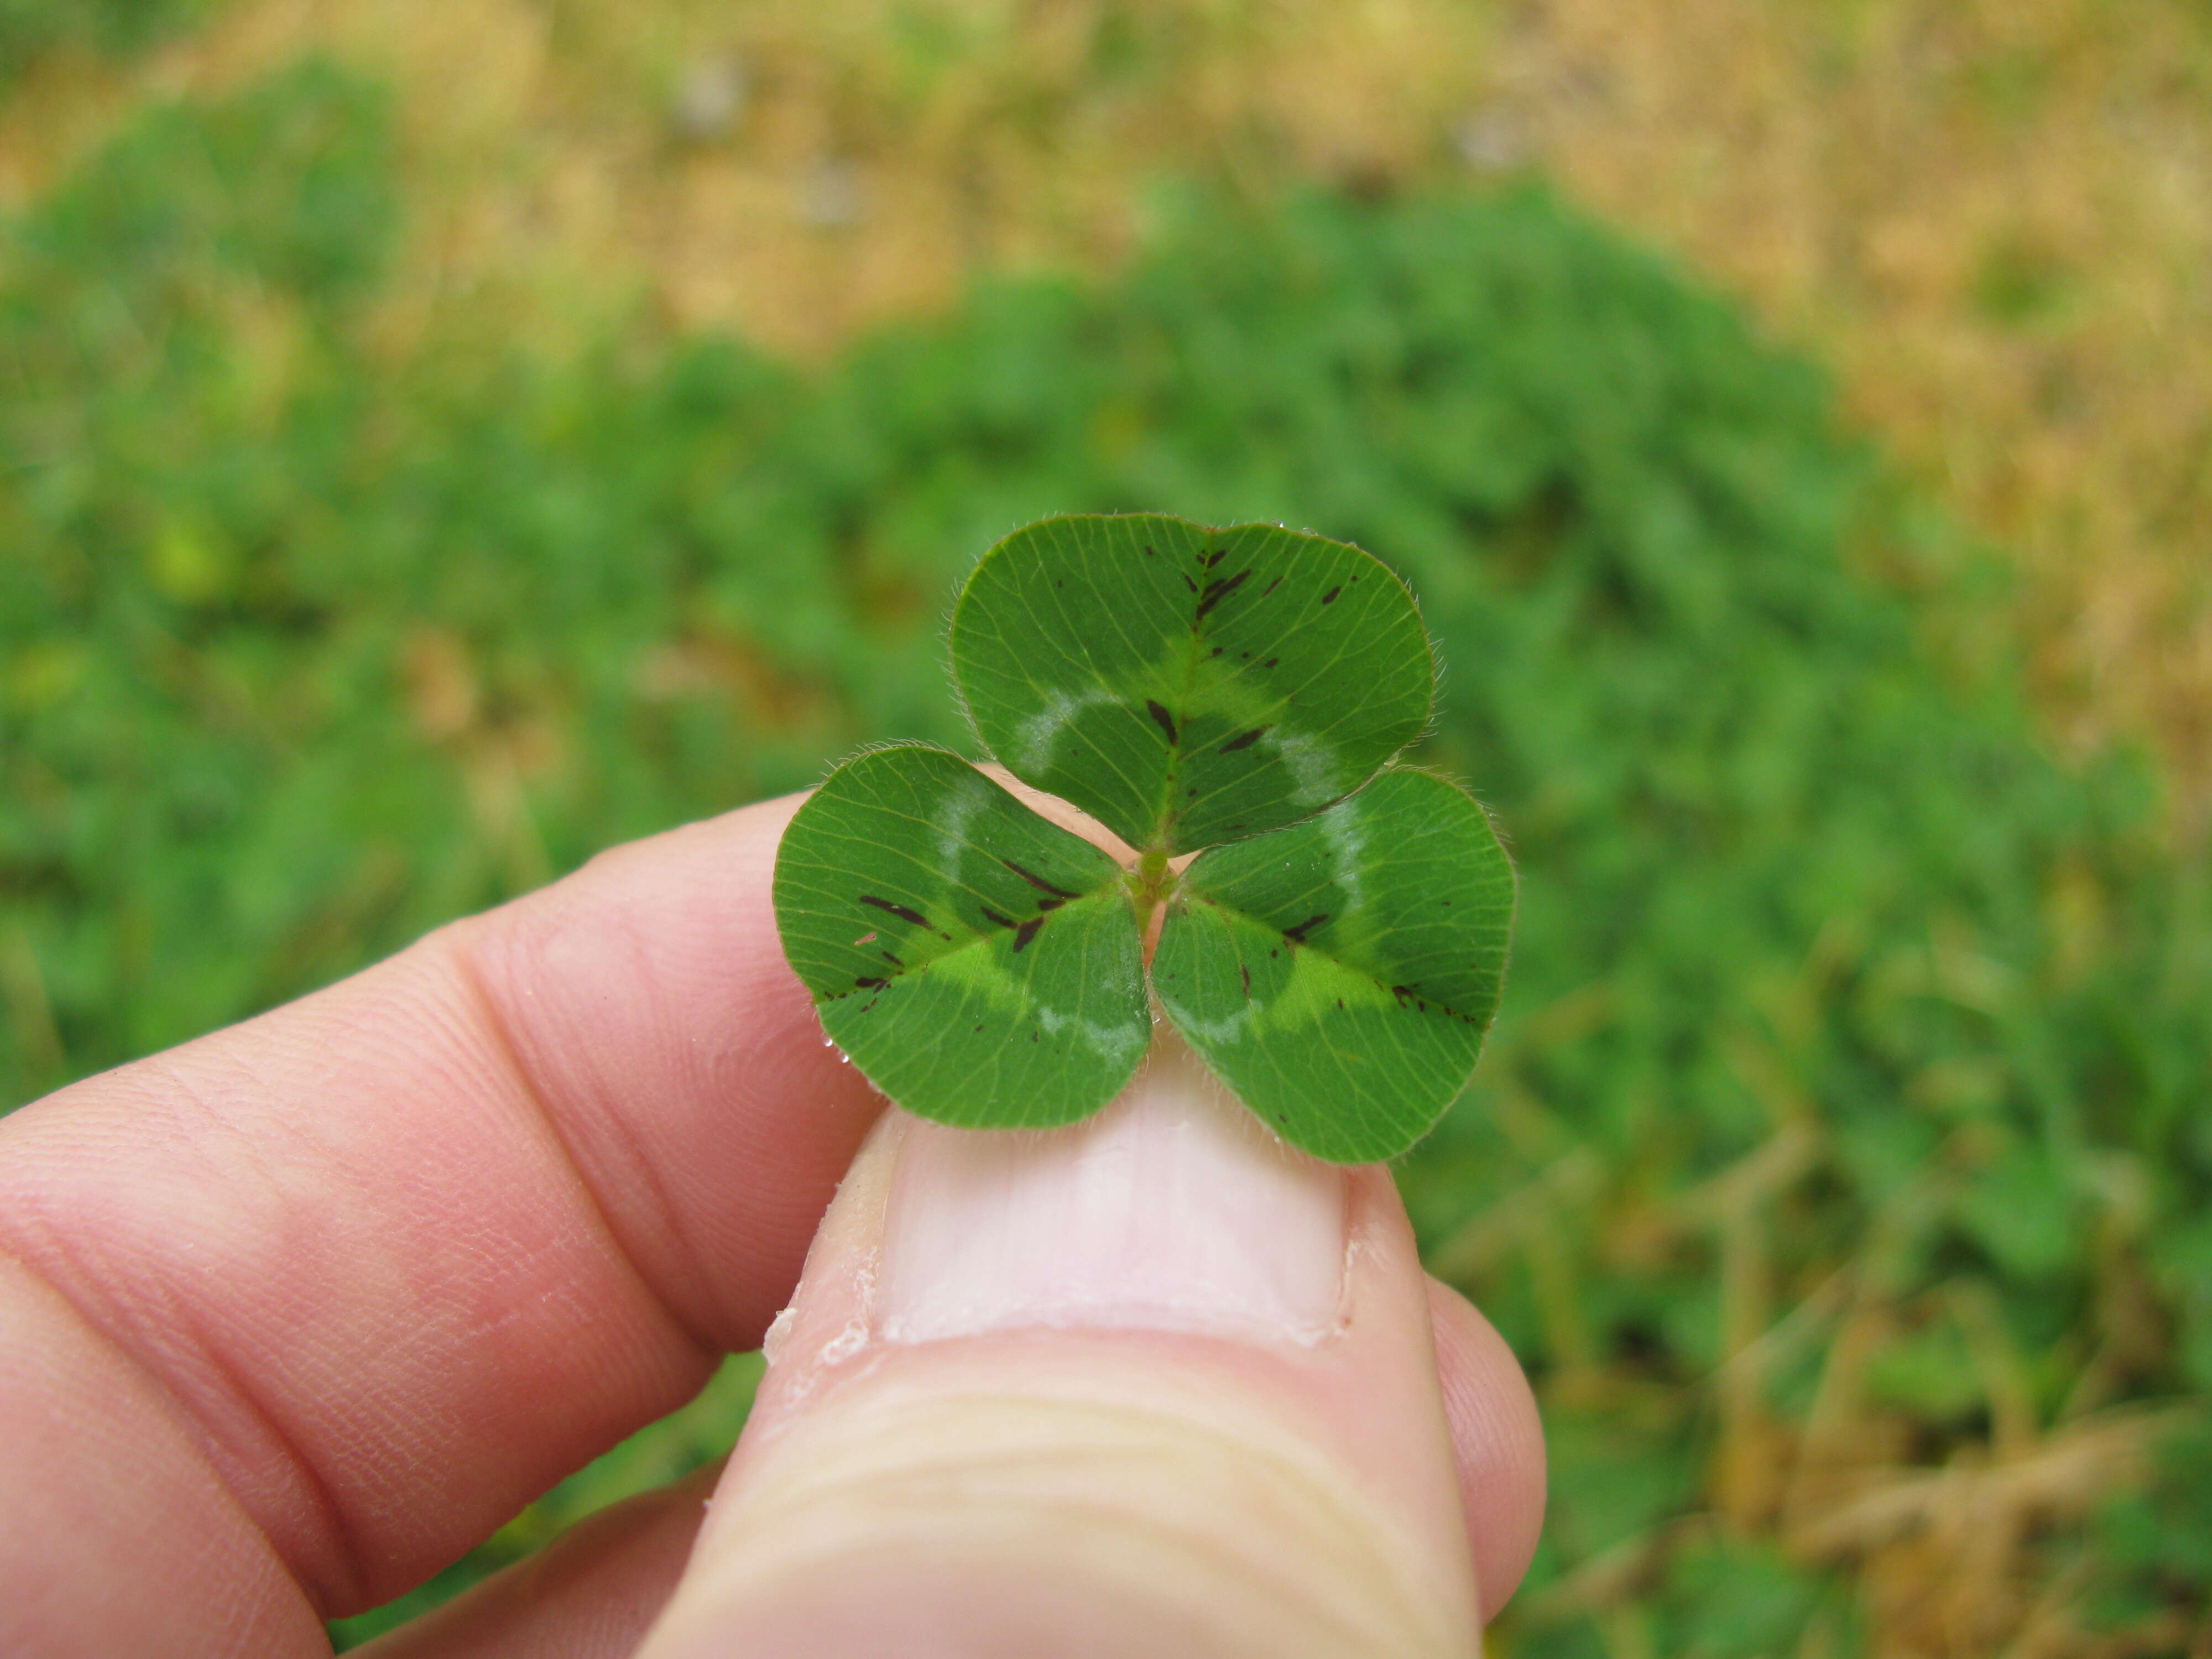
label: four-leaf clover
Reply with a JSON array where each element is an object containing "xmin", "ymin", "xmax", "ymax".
[{"xmin": 771, "ymin": 513, "xmax": 1514, "ymax": 1163}]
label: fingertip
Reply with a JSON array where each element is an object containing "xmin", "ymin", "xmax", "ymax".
[{"xmin": 1425, "ymin": 1276, "xmax": 1546, "ymax": 1620}]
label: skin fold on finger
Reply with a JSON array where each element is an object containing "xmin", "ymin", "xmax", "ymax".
[
  {"xmin": 0, "ymin": 792, "xmax": 882, "ymax": 1644},
  {"xmin": 0, "ymin": 1255, "xmax": 330, "ymax": 1658},
  {"xmin": 637, "ymin": 1037, "xmax": 1511, "ymax": 1659},
  {"xmin": 349, "ymin": 1462, "xmax": 723, "ymax": 1659}
]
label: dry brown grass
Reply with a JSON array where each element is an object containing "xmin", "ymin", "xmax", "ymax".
[
  {"xmin": 1433, "ymin": 1091, "xmax": 2200, "ymax": 1658},
  {"xmin": 0, "ymin": 0, "xmax": 1493, "ymax": 352},
  {"xmin": 1481, "ymin": 0, "xmax": 2212, "ymax": 833}
]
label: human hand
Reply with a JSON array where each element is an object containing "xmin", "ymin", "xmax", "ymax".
[{"xmin": 0, "ymin": 789, "xmax": 1543, "ymax": 1657}]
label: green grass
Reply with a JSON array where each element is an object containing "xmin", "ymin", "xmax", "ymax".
[{"xmin": 4, "ymin": 60, "xmax": 2207, "ymax": 1656}]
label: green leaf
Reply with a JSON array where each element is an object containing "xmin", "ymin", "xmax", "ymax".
[
  {"xmin": 772, "ymin": 744, "xmax": 1150, "ymax": 1128},
  {"xmin": 1151, "ymin": 768, "xmax": 1515, "ymax": 1162},
  {"xmin": 950, "ymin": 513, "xmax": 1434, "ymax": 855}
]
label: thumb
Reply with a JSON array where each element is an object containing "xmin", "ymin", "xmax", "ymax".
[{"xmin": 633, "ymin": 1032, "xmax": 1485, "ymax": 1658}]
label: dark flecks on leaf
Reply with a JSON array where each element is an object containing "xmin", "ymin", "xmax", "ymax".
[
  {"xmin": 1147, "ymin": 700, "xmax": 1180, "ymax": 743},
  {"xmin": 1002, "ymin": 858, "xmax": 1079, "ymax": 899},
  {"xmin": 1390, "ymin": 984, "xmax": 1448, "ymax": 1017},
  {"xmin": 1218, "ymin": 725, "xmax": 1269, "ymax": 754},
  {"xmin": 1194, "ymin": 568, "xmax": 1251, "ymax": 622},
  {"xmin": 880, "ymin": 950, "xmax": 904, "ymax": 968},
  {"xmin": 1321, "ymin": 586, "xmax": 1342, "ymax": 605},
  {"xmin": 979, "ymin": 907, "xmax": 1017, "ymax": 931},
  {"xmin": 1012, "ymin": 917, "xmax": 1044, "ymax": 953},
  {"xmin": 1261, "ymin": 575, "xmax": 1282, "ymax": 598},
  {"xmin": 1239, "ymin": 961, "xmax": 1251, "ymax": 998},
  {"xmin": 1204, "ymin": 547, "xmax": 1227, "ymax": 568},
  {"xmin": 1282, "ymin": 914, "xmax": 1329, "ymax": 945},
  {"xmin": 1262, "ymin": 657, "xmax": 1279, "ymax": 669},
  {"xmin": 859, "ymin": 895, "xmax": 931, "ymax": 930},
  {"xmin": 855, "ymin": 975, "xmax": 889, "ymax": 991},
  {"xmin": 1180, "ymin": 572, "xmax": 1197, "ymax": 592}
]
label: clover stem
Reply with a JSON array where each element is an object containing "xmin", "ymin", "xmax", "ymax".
[
  {"xmin": 1136, "ymin": 844, "xmax": 1170, "ymax": 893},
  {"xmin": 1129, "ymin": 845, "xmax": 1175, "ymax": 951}
]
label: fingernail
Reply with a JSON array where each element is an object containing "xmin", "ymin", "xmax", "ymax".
[{"xmin": 875, "ymin": 1032, "xmax": 1348, "ymax": 1344}]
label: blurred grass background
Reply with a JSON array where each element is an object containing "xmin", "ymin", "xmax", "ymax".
[{"xmin": 2, "ymin": 3, "xmax": 2208, "ymax": 1655}]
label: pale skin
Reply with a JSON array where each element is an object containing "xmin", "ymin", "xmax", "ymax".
[{"xmin": 0, "ymin": 787, "xmax": 1546, "ymax": 1657}]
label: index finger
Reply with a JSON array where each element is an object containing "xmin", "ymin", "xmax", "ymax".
[{"xmin": 0, "ymin": 793, "xmax": 881, "ymax": 1646}]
